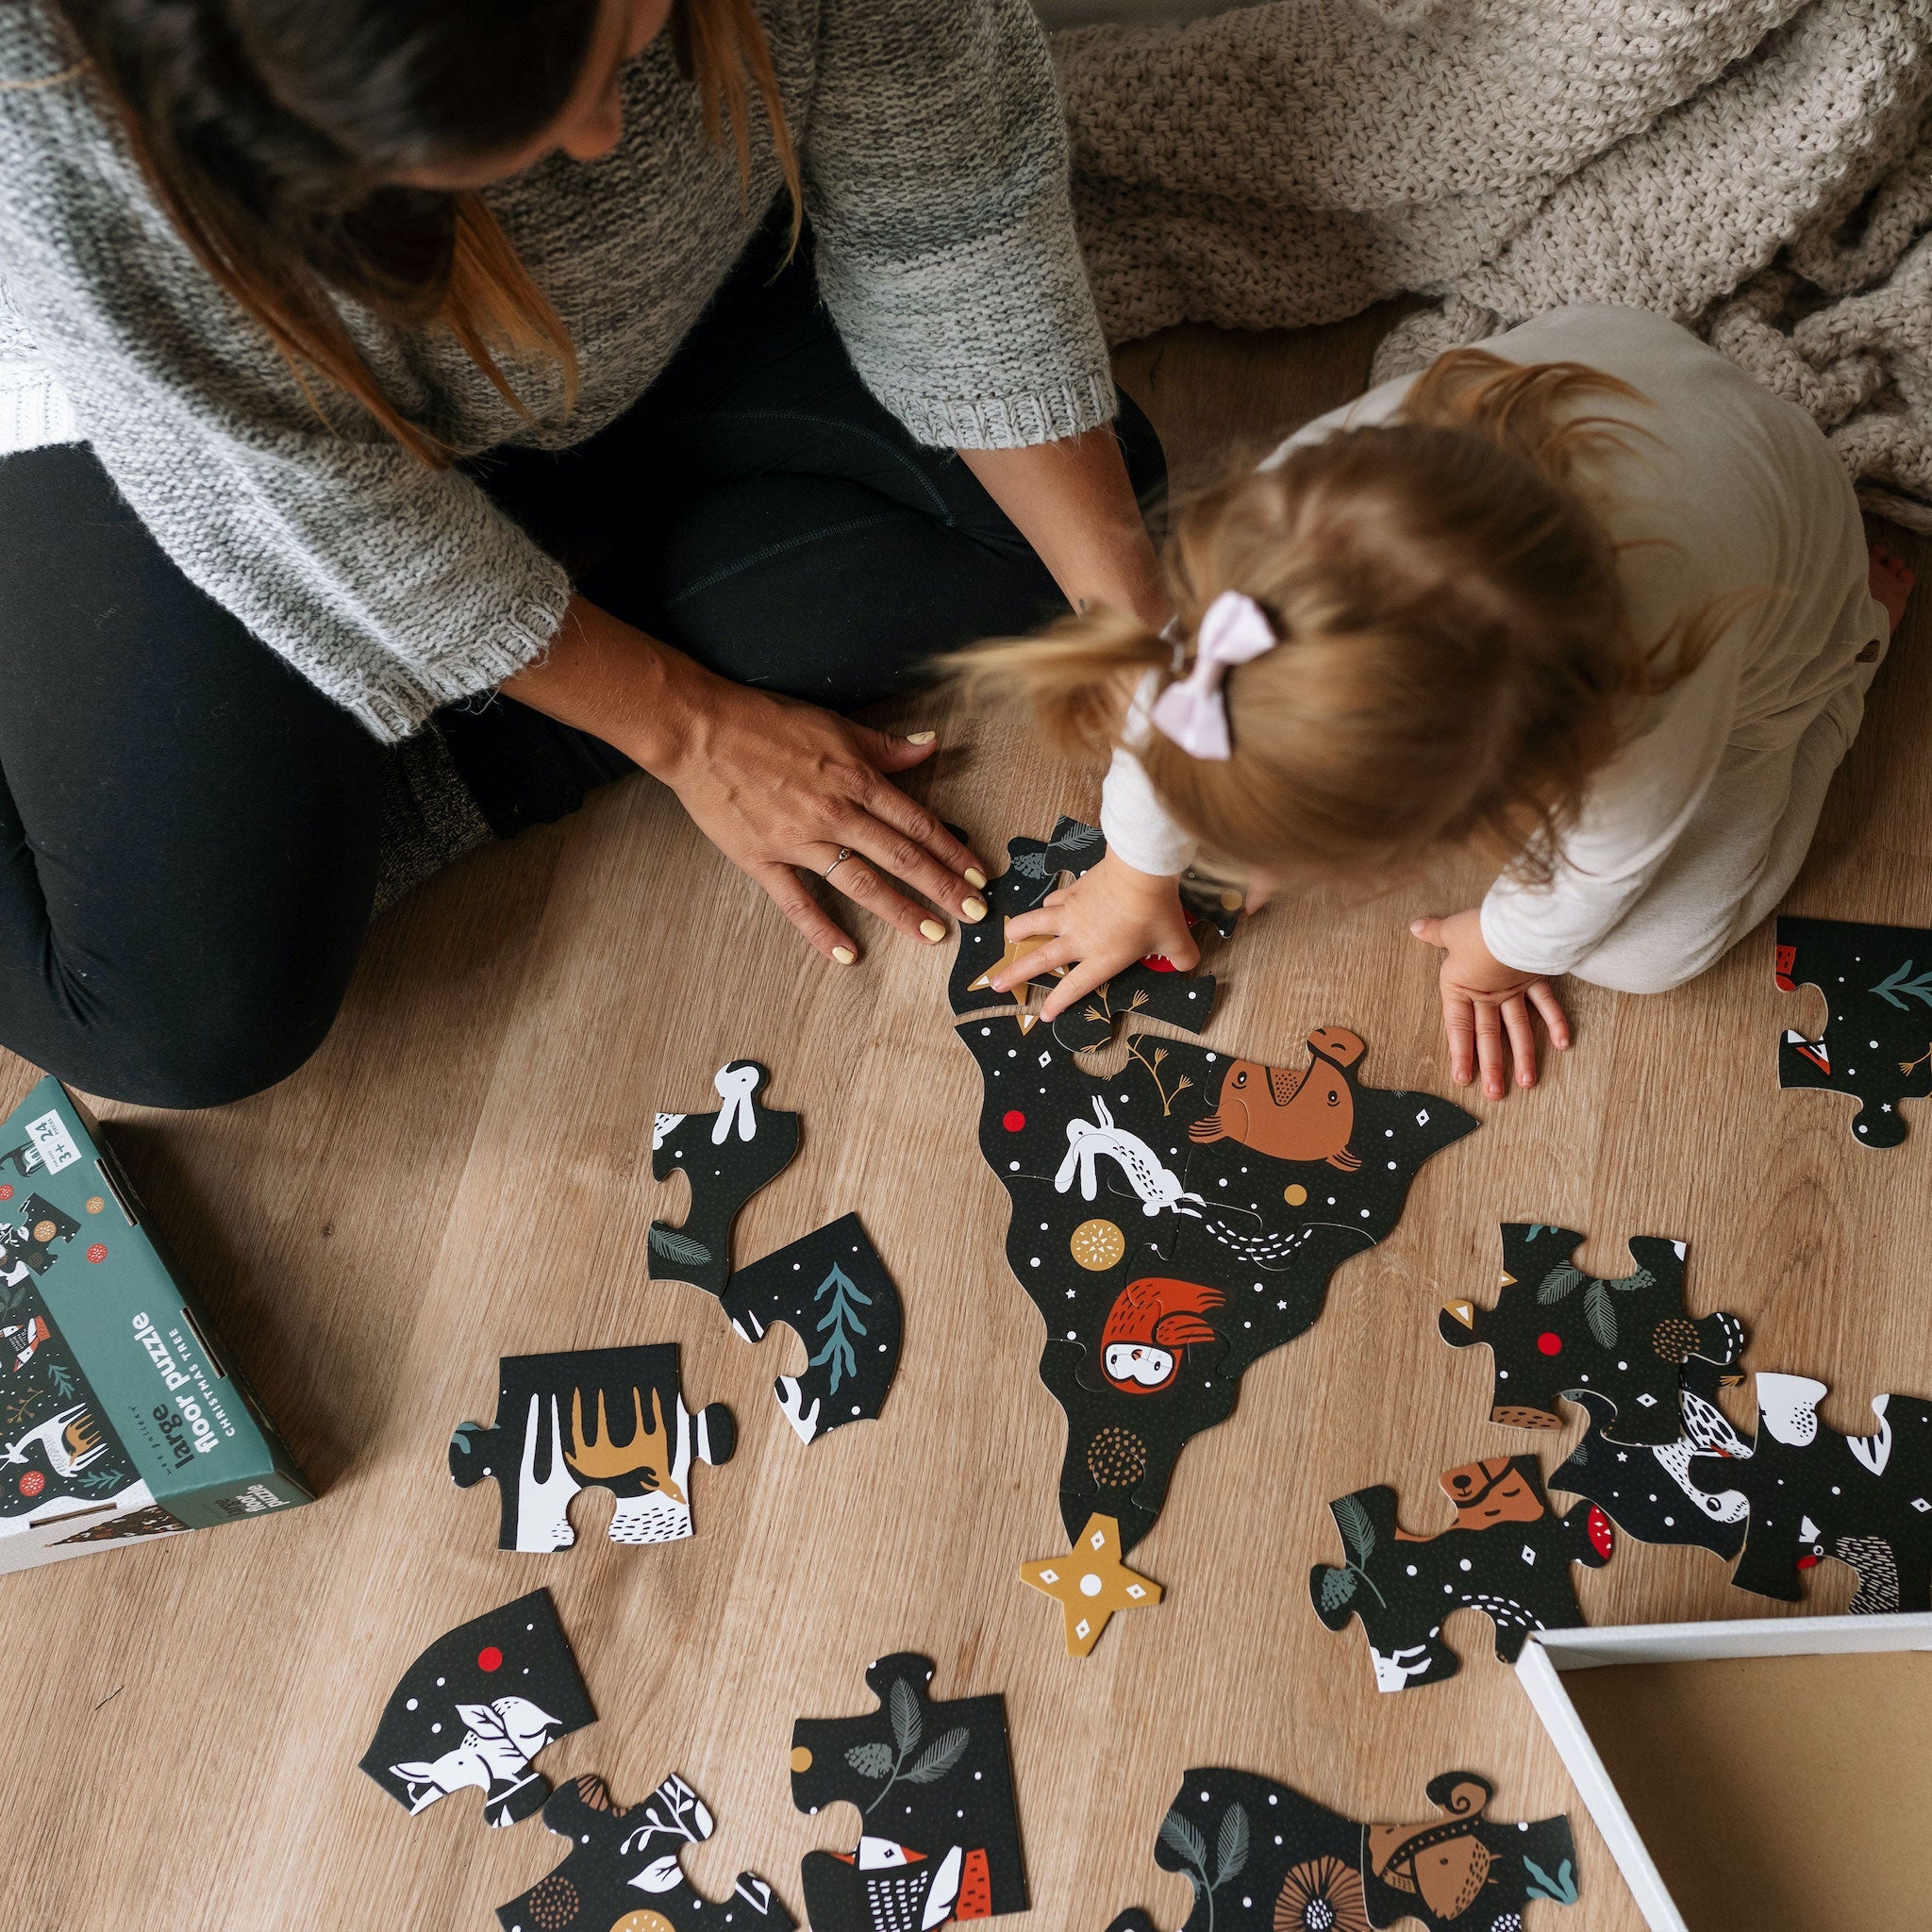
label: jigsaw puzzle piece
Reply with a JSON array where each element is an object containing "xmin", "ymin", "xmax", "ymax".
[
  {"xmin": 648, "ymin": 1060, "xmax": 799, "ymax": 1295},
  {"xmin": 1439, "ymin": 1224, "xmax": 1744, "ymax": 1448},
  {"xmin": 791, "ymin": 1653, "xmax": 1027, "ymax": 1929},
  {"xmin": 1363, "ymin": 1772, "xmax": 1582, "ymax": 1928},
  {"xmin": 1549, "ymin": 1357, "xmax": 1753, "ymax": 1559},
  {"xmin": 359, "ymin": 1589, "xmax": 594, "ymax": 1829},
  {"xmin": 1311, "ymin": 1457, "xmax": 1613, "ymax": 1693},
  {"xmin": 1775, "ymin": 915, "xmax": 1932, "ymax": 1147},
  {"xmin": 449, "ymin": 1346, "xmax": 735, "ymax": 1552},
  {"xmin": 948, "ymin": 827, "xmax": 1074, "ymax": 1023},
  {"xmin": 1687, "ymin": 1372, "xmax": 1932, "ymax": 1611},
  {"xmin": 496, "ymin": 1773, "xmax": 794, "ymax": 1932},
  {"xmin": 721, "ymin": 1213, "xmax": 902, "ymax": 1445},
  {"xmin": 1049, "ymin": 959, "xmax": 1219, "ymax": 1055}
]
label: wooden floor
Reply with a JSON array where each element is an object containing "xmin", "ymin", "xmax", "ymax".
[{"xmin": 7, "ymin": 314, "xmax": 1930, "ymax": 1932}]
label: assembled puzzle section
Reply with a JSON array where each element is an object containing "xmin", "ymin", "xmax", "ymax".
[
  {"xmin": 791, "ymin": 1653, "xmax": 1025, "ymax": 1929},
  {"xmin": 449, "ymin": 1345, "xmax": 735, "ymax": 1552},
  {"xmin": 1775, "ymin": 915, "xmax": 1932, "ymax": 1146},
  {"xmin": 649, "ymin": 1061, "xmax": 800, "ymax": 1293},
  {"xmin": 721, "ymin": 1213, "xmax": 902, "ymax": 1445},
  {"xmin": 1310, "ymin": 1456, "xmax": 1614, "ymax": 1692},
  {"xmin": 497, "ymin": 1773, "xmax": 795, "ymax": 1932},
  {"xmin": 0, "ymin": 1075, "xmax": 312, "ymax": 1574},
  {"xmin": 948, "ymin": 817, "xmax": 1222, "ymax": 1046},
  {"xmin": 360, "ymin": 1589, "xmax": 595, "ymax": 1829},
  {"xmin": 1440, "ymin": 1224, "xmax": 1745, "ymax": 1448},
  {"xmin": 955, "ymin": 1011, "xmax": 1475, "ymax": 1600},
  {"xmin": 1687, "ymin": 1372, "xmax": 1932, "ymax": 1613},
  {"xmin": 1105, "ymin": 1767, "xmax": 1579, "ymax": 1932}
]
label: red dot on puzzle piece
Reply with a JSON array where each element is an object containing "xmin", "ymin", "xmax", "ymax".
[
  {"xmin": 1588, "ymin": 1506, "xmax": 1615, "ymax": 1560},
  {"xmin": 0, "ymin": 1186, "xmax": 11, "ymax": 1201},
  {"xmin": 1002, "ymin": 1110, "xmax": 1025, "ymax": 1132},
  {"xmin": 476, "ymin": 1645, "xmax": 503, "ymax": 1673},
  {"xmin": 1536, "ymin": 1331, "xmax": 1562, "ymax": 1357},
  {"xmin": 87, "ymin": 1244, "xmax": 108, "ymax": 1264},
  {"xmin": 19, "ymin": 1472, "xmax": 43, "ymax": 1497}
]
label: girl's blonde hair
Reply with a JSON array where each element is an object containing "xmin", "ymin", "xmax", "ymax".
[{"xmin": 963, "ymin": 350, "xmax": 1729, "ymax": 887}]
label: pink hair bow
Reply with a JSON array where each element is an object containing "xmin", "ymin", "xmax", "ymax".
[{"xmin": 1149, "ymin": 590, "xmax": 1278, "ymax": 760}]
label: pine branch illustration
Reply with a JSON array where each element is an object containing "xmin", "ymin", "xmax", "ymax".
[
  {"xmin": 1537, "ymin": 1263, "xmax": 1584, "ymax": 1304},
  {"xmin": 1334, "ymin": 1493, "xmax": 1375, "ymax": 1565}
]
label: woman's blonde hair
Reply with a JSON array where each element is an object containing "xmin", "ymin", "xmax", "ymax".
[
  {"xmin": 962, "ymin": 350, "xmax": 1730, "ymax": 887},
  {"xmin": 61, "ymin": 0, "xmax": 801, "ymax": 467}
]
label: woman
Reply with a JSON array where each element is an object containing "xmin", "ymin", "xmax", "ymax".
[{"xmin": 0, "ymin": 0, "xmax": 1166, "ymax": 1106}]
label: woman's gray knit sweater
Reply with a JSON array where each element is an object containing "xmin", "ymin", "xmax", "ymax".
[{"xmin": 0, "ymin": 0, "xmax": 1114, "ymax": 741}]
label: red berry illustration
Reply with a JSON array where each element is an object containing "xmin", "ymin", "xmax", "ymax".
[
  {"xmin": 0, "ymin": 1184, "xmax": 12, "ymax": 1201},
  {"xmin": 1535, "ymin": 1331, "xmax": 1562, "ymax": 1357},
  {"xmin": 87, "ymin": 1243, "xmax": 108, "ymax": 1264},
  {"xmin": 1001, "ymin": 1110, "xmax": 1025, "ymax": 1133},
  {"xmin": 19, "ymin": 1472, "xmax": 43, "ymax": 1497},
  {"xmin": 476, "ymin": 1645, "xmax": 504, "ymax": 1673}
]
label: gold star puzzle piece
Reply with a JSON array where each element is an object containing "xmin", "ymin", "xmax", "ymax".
[
  {"xmin": 967, "ymin": 920, "xmax": 1067, "ymax": 1034},
  {"xmin": 1019, "ymin": 1513, "xmax": 1161, "ymax": 1656}
]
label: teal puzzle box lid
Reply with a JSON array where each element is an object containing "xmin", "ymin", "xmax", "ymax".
[{"xmin": 0, "ymin": 1076, "xmax": 314, "ymax": 1573}]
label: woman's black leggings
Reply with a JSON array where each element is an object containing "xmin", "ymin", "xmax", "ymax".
[{"xmin": 0, "ymin": 228, "xmax": 1163, "ymax": 1108}]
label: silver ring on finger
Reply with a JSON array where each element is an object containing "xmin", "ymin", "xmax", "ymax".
[{"xmin": 823, "ymin": 847, "xmax": 856, "ymax": 882}]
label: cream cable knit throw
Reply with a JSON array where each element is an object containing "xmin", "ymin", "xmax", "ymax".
[{"xmin": 1058, "ymin": 0, "xmax": 1932, "ymax": 527}]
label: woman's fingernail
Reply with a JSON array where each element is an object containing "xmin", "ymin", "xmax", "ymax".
[
  {"xmin": 831, "ymin": 946, "xmax": 856, "ymax": 965},
  {"xmin": 919, "ymin": 918, "xmax": 946, "ymax": 942},
  {"xmin": 965, "ymin": 868, "xmax": 988, "ymax": 890},
  {"xmin": 1409, "ymin": 921, "xmax": 1424, "ymax": 935},
  {"xmin": 962, "ymin": 896, "xmax": 988, "ymax": 923},
  {"xmin": 906, "ymin": 730, "xmax": 937, "ymax": 745}
]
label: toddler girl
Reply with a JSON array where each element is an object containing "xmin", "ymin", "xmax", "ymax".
[{"xmin": 968, "ymin": 307, "xmax": 1911, "ymax": 1099}]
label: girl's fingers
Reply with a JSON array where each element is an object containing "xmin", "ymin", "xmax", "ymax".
[
  {"xmin": 1527, "ymin": 979, "xmax": 1572, "ymax": 1050},
  {"xmin": 1039, "ymin": 954, "xmax": 1121, "ymax": 1023},
  {"xmin": 1003, "ymin": 907, "xmax": 1059, "ymax": 944},
  {"xmin": 1501, "ymin": 994, "xmax": 1539, "ymax": 1089},
  {"xmin": 1410, "ymin": 916, "xmax": 1446, "ymax": 948},
  {"xmin": 1473, "ymin": 1000, "xmax": 1507, "ymax": 1100},
  {"xmin": 1441, "ymin": 991, "xmax": 1476, "ymax": 1086},
  {"xmin": 755, "ymin": 862, "xmax": 858, "ymax": 964}
]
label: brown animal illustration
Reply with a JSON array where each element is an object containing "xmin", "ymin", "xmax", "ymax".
[
  {"xmin": 1397, "ymin": 1457, "xmax": 1547, "ymax": 1541},
  {"xmin": 1187, "ymin": 1026, "xmax": 1365, "ymax": 1170},
  {"xmin": 1367, "ymin": 1776, "xmax": 1495, "ymax": 1920},
  {"xmin": 568, "ymin": 1386, "xmax": 685, "ymax": 1503}
]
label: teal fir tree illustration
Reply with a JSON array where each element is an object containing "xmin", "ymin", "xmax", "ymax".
[{"xmin": 809, "ymin": 1261, "xmax": 872, "ymax": 1395}]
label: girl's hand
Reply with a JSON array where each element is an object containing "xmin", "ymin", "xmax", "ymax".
[
  {"xmin": 1410, "ymin": 908, "xmax": 1571, "ymax": 1099},
  {"xmin": 993, "ymin": 851, "xmax": 1198, "ymax": 1021}
]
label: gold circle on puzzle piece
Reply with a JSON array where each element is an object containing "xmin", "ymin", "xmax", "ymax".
[
  {"xmin": 31, "ymin": 1221, "xmax": 55, "ymax": 1245},
  {"xmin": 524, "ymin": 1874, "xmax": 580, "ymax": 1931},
  {"xmin": 1070, "ymin": 1219, "xmax": 1125, "ymax": 1271},
  {"xmin": 1492, "ymin": 1404, "xmax": 1563, "ymax": 1430},
  {"xmin": 1088, "ymin": 1426, "xmax": 1148, "ymax": 1490},
  {"xmin": 85, "ymin": 1196, "xmax": 106, "ymax": 1216},
  {"xmin": 1220, "ymin": 890, "xmax": 1242, "ymax": 911},
  {"xmin": 609, "ymin": 1914, "xmax": 676, "ymax": 1932},
  {"xmin": 1283, "ymin": 1184, "xmax": 1308, "ymax": 1207},
  {"xmin": 790, "ymin": 1745, "xmax": 813, "ymax": 1774},
  {"xmin": 1651, "ymin": 1316, "xmax": 1700, "ymax": 1363}
]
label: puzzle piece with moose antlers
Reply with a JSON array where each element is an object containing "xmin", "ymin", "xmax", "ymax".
[
  {"xmin": 448, "ymin": 1345, "xmax": 735, "ymax": 1552},
  {"xmin": 496, "ymin": 1773, "xmax": 795, "ymax": 1932},
  {"xmin": 1439, "ymin": 1224, "xmax": 1744, "ymax": 1448},
  {"xmin": 1310, "ymin": 1456, "xmax": 1614, "ymax": 1692},
  {"xmin": 1775, "ymin": 915, "xmax": 1932, "ymax": 1146},
  {"xmin": 791, "ymin": 1653, "xmax": 1026, "ymax": 1930},
  {"xmin": 649, "ymin": 1060, "xmax": 799, "ymax": 1294},
  {"xmin": 1686, "ymin": 1371, "xmax": 1932, "ymax": 1613},
  {"xmin": 957, "ymin": 1012, "xmax": 1476, "ymax": 1566},
  {"xmin": 1104, "ymin": 1767, "xmax": 1579, "ymax": 1932}
]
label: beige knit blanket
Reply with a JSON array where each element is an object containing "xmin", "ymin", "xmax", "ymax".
[{"xmin": 1058, "ymin": 0, "xmax": 1932, "ymax": 527}]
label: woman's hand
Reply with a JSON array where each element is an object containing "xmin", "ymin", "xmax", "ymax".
[
  {"xmin": 1409, "ymin": 908, "xmax": 1571, "ymax": 1099},
  {"xmin": 991, "ymin": 851, "xmax": 1197, "ymax": 1021},
  {"xmin": 505, "ymin": 596, "xmax": 987, "ymax": 964}
]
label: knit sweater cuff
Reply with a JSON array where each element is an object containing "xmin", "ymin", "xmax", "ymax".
[
  {"xmin": 0, "ymin": 363, "xmax": 77, "ymax": 455},
  {"xmin": 869, "ymin": 368, "xmax": 1118, "ymax": 452},
  {"xmin": 335, "ymin": 591, "xmax": 568, "ymax": 744}
]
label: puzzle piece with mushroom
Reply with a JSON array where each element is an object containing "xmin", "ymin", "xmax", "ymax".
[
  {"xmin": 1439, "ymin": 1224, "xmax": 1745, "ymax": 1448},
  {"xmin": 496, "ymin": 1773, "xmax": 794, "ymax": 1932},
  {"xmin": 1687, "ymin": 1371, "xmax": 1932, "ymax": 1612},
  {"xmin": 448, "ymin": 1345, "xmax": 735, "ymax": 1552},
  {"xmin": 1104, "ymin": 1767, "xmax": 1579, "ymax": 1932},
  {"xmin": 956, "ymin": 1012, "xmax": 1475, "ymax": 1569},
  {"xmin": 1310, "ymin": 1456, "xmax": 1614, "ymax": 1692}
]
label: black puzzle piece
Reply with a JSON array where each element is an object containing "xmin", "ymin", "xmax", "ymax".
[
  {"xmin": 649, "ymin": 1060, "xmax": 799, "ymax": 1294},
  {"xmin": 1548, "ymin": 1357, "xmax": 1754, "ymax": 1560},
  {"xmin": 1776, "ymin": 915, "xmax": 1932, "ymax": 1147},
  {"xmin": 449, "ymin": 1345, "xmax": 736, "ymax": 1551},
  {"xmin": 359, "ymin": 1589, "xmax": 595, "ymax": 1828},
  {"xmin": 791, "ymin": 1652, "xmax": 1026, "ymax": 1927},
  {"xmin": 722, "ymin": 1212, "xmax": 903, "ymax": 1445},
  {"xmin": 1439, "ymin": 1224, "xmax": 1744, "ymax": 1448},
  {"xmin": 496, "ymin": 1772, "xmax": 794, "ymax": 1932},
  {"xmin": 1687, "ymin": 1372, "xmax": 1932, "ymax": 1611},
  {"xmin": 1310, "ymin": 1457, "xmax": 1614, "ymax": 1692}
]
